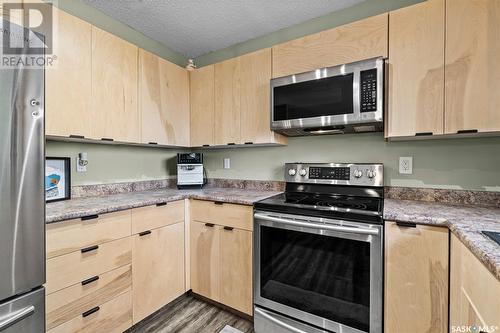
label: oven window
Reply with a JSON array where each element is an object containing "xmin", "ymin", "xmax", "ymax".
[
  {"xmin": 260, "ymin": 226, "xmax": 370, "ymax": 332},
  {"xmin": 273, "ymin": 73, "xmax": 354, "ymax": 121}
]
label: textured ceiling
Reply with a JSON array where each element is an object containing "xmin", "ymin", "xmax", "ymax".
[{"xmin": 83, "ymin": 0, "xmax": 365, "ymax": 59}]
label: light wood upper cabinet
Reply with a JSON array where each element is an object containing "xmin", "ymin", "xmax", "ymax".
[
  {"xmin": 445, "ymin": 0, "xmax": 500, "ymax": 134},
  {"xmin": 45, "ymin": 8, "xmax": 92, "ymax": 138},
  {"xmin": 190, "ymin": 65, "xmax": 215, "ymax": 147},
  {"xmin": 384, "ymin": 222, "xmax": 449, "ymax": 333},
  {"xmin": 272, "ymin": 14, "xmax": 388, "ymax": 78},
  {"xmin": 387, "ymin": 0, "xmax": 445, "ymax": 138},
  {"xmin": 91, "ymin": 26, "xmax": 139, "ymax": 143},
  {"xmin": 215, "ymin": 57, "xmax": 241, "ymax": 145},
  {"xmin": 240, "ymin": 49, "xmax": 286, "ymax": 145},
  {"xmin": 450, "ymin": 234, "xmax": 500, "ymax": 330},
  {"xmin": 132, "ymin": 222, "xmax": 185, "ymax": 324},
  {"xmin": 139, "ymin": 49, "xmax": 190, "ymax": 146}
]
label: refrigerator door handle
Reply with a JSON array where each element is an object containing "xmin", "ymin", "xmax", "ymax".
[{"xmin": 0, "ymin": 305, "xmax": 35, "ymax": 331}]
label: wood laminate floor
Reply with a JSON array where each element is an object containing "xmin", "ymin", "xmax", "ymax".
[{"xmin": 127, "ymin": 294, "xmax": 254, "ymax": 333}]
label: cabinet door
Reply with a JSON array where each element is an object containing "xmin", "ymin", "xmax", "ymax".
[
  {"xmin": 190, "ymin": 65, "xmax": 215, "ymax": 147},
  {"xmin": 272, "ymin": 14, "xmax": 388, "ymax": 78},
  {"xmin": 139, "ymin": 49, "xmax": 190, "ymax": 146},
  {"xmin": 384, "ymin": 222, "xmax": 448, "ymax": 333},
  {"xmin": 219, "ymin": 227, "xmax": 252, "ymax": 315},
  {"xmin": 445, "ymin": 0, "xmax": 500, "ymax": 134},
  {"xmin": 215, "ymin": 57, "xmax": 241, "ymax": 145},
  {"xmin": 387, "ymin": 0, "xmax": 445, "ymax": 138},
  {"xmin": 91, "ymin": 27, "xmax": 139, "ymax": 143},
  {"xmin": 45, "ymin": 8, "xmax": 92, "ymax": 138},
  {"xmin": 240, "ymin": 48, "xmax": 286, "ymax": 145},
  {"xmin": 190, "ymin": 221, "xmax": 220, "ymax": 301},
  {"xmin": 132, "ymin": 222, "xmax": 185, "ymax": 323}
]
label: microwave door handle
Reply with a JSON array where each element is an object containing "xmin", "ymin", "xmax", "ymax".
[
  {"xmin": 0, "ymin": 306, "xmax": 35, "ymax": 331},
  {"xmin": 254, "ymin": 213, "xmax": 379, "ymax": 236},
  {"xmin": 254, "ymin": 308, "xmax": 310, "ymax": 333}
]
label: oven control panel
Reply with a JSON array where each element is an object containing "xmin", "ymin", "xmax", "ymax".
[{"xmin": 285, "ymin": 163, "xmax": 383, "ymax": 187}]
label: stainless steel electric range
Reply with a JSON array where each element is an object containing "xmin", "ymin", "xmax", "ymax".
[{"xmin": 253, "ymin": 163, "xmax": 384, "ymax": 333}]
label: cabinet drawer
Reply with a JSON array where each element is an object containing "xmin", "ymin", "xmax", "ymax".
[
  {"xmin": 47, "ymin": 290, "xmax": 132, "ymax": 333},
  {"xmin": 191, "ymin": 200, "xmax": 253, "ymax": 231},
  {"xmin": 46, "ymin": 265, "xmax": 131, "ymax": 330},
  {"xmin": 131, "ymin": 200, "xmax": 184, "ymax": 234},
  {"xmin": 46, "ymin": 237, "xmax": 132, "ymax": 294},
  {"xmin": 46, "ymin": 210, "xmax": 131, "ymax": 259}
]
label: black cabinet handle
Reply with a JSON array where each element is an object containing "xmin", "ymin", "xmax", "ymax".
[
  {"xmin": 415, "ymin": 132, "xmax": 433, "ymax": 136},
  {"xmin": 202, "ymin": 144, "xmax": 210, "ymax": 147},
  {"xmin": 81, "ymin": 245, "xmax": 99, "ymax": 253},
  {"xmin": 395, "ymin": 221, "xmax": 417, "ymax": 228},
  {"xmin": 101, "ymin": 137, "xmax": 114, "ymax": 141},
  {"xmin": 227, "ymin": 142, "xmax": 236, "ymax": 145},
  {"xmin": 244, "ymin": 142, "xmax": 253, "ymax": 145},
  {"xmin": 69, "ymin": 134, "xmax": 85, "ymax": 139},
  {"xmin": 457, "ymin": 129, "xmax": 478, "ymax": 134},
  {"xmin": 139, "ymin": 230, "xmax": 152, "ymax": 237},
  {"xmin": 81, "ymin": 276, "xmax": 99, "ymax": 286},
  {"xmin": 223, "ymin": 226, "xmax": 234, "ymax": 231},
  {"xmin": 82, "ymin": 306, "xmax": 100, "ymax": 317},
  {"xmin": 214, "ymin": 201, "xmax": 223, "ymax": 205},
  {"xmin": 148, "ymin": 142, "xmax": 158, "ymax": 145},
  {"xmin": 81, "ymin": 214, "xmax": 98, "ymax": 221},
  {"xmin": 156, "ymin": 202, "xmax": 167, "ymax": 207},
  {"xmin": 205, "ymin": 223, "xmax": 215, "ymax": 227}
]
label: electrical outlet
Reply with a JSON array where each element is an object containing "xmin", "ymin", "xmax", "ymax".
[
  {"xmin": 399, "ymin": 157, "xmax": 413, "ymax": 175},
  {"xmin": 223, "ymin": 158, "xmax": 230, "ymax": 169}
]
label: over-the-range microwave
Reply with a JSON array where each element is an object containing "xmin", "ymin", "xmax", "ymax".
[{"xmin": 270, "ymin": 57, "xmax": 384, "ymax": 136}]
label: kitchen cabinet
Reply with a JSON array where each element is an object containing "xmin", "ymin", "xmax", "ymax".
[
  {"xmin": 240, "ymin": 49, "xmax": 286, "ymax": 145},
  {"xmin": 214, "ymin": 57, "xmax": 241, "ymax": 145},
  {"xmin": 384, "ymin": 221, "xmax": 449, "ymax": 333},
  {"xmin": 91, "ymin": 26, "xmax": 139, "ymax": 143},
  {"xmin": 45, "ymin": 8, "xmax": 93, "ymax": 139},
  {"xmin": 450, "ymin": 234, "xmax": 500, "ymax": 330},
  {"xmin": 190, "ymin": 65, "xmax": 215, "ymax": 147},
  {"xmin": 139, "ymin": 49, "xmax": 190, "ymax": 146},
  {"xmin": 445, "ymin": 0, "xmax": 500, "ymax": 134},
  {"xmin": 272, "ymin": 14, "xmax": 388, "ymax": 78},
  {"xmin": 387, "ymin": 0, "xmax": 445, "ymax": 138}
]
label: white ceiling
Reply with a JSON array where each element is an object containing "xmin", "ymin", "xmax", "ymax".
[{"xmin": 83, "ymin": 0, "xmax": 365, "ymax": 59}]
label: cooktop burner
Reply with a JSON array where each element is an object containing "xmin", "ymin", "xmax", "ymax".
[{"xmin": 284, "ymin": 192, "xmax": 377, "ymax": 211}]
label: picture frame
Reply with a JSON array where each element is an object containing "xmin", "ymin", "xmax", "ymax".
[{"xmin": 45, "ymin": 157, "xmax": 71, "ymax": 203}]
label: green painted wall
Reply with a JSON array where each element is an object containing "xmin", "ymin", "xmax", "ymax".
[
  {"xmin": 194, "ymin": 0, "xmax": 424, "ymax": 67},
  {"xmin": 202, "ymin": 134, "xmax": 500, "ymax": 192}
]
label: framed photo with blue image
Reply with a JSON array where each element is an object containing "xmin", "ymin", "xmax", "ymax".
[{"xmin": 45, "ymin": 157, "xmax": 71, "ymax": 202}]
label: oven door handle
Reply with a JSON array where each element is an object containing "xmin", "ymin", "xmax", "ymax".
[
  {"xmin": 254, "ymin": 213, "xmax": 379, "ymax": 236},
  {"xmin": 254, "ymin": 308, "xmax": 310, "ymax": 333}
]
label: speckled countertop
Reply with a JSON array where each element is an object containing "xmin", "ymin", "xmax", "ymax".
[
  {"xmin": 46, "ymin": 187, "xmax": 280, "ymax": 224},
  {"xmin": 384, "ymin": 199, "xmax": 500, "ymax": 281}
]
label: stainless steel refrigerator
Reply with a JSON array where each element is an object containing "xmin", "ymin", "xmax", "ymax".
[{"xmin": 0, "ymin": 18, "xmax": 46, "ymax": 332}]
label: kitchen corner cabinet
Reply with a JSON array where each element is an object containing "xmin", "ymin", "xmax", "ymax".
[
  {"xmin": 45, "ymin": 8, "xmax": 93, "ymax": 138},
  {"xmin": 387, "ymin": 0, "xmax": 445, "ymax": 138},
  {"xmin": 139, "ymin": 49, "xmax": 190, "ymax": 146},
  {"xmin": 91, "ymin": 26, "xmax": 139, "ymax": 143},
  {"xmin": 384, "ymin": 221, "xmax": 449, "ymax": 333},
  {"xmin": 215, "ymin": 57, "xmax": 241, "ymax": 145},
  {"xmin": 450, "ymin": 234, "xmax": 500, "ymax": 330},
  {"xmin": 445, "ymin": 0, "xmax": 500, "ymax": 134},
  {"xmin": 190, "ymin": 65, "xmax": 215, "ymax": 147},
  {"xmin": 272, "ymin": 14, "xmax": 388, "ymax": 78}
]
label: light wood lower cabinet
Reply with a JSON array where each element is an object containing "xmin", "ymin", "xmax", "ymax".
[
  {"xmin": 384, "ymin": 221, "xmax": 449, "ymax": 333},
  {"xmin": 132, "ymin": 221, "xmax": 185, "ymax": 324},
  {"xmin": 450, "ymin": 234, "xmax": 500, "ymax": 330}
]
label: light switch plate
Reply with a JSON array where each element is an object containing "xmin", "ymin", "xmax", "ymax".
[
  {"xmin": 399, "ymin": 157, "xmax": 413, "ymax": 174},
  {"xmin": 223, "ymin": 158, "xmax": 230, "ymax": 169}
]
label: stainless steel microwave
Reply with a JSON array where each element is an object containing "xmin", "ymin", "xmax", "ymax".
[{"xmin": 270, "ymin": 57, "xmax": 384, "ymax": 136}]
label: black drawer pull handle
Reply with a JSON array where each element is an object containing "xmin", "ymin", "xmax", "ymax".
[
  {"xmin": 227, "ymin": 142, "xmax": 236, "ymax": 145},
  {"xmin": 69, "ymin": 134, "xmax": 85, "ymax": 139},
  {"xmin": 81, "ymin": 214, "xmax": 98, "ymax": 221},
  {"xmin": 415, "ymin": 132, "xmax": 433, "ymax": 136},
  {"xmin": 156, "ymin": 202, "xmax": 167, "ymax": 207},
  {"xmin": 82, "ymin": 306, "xmax": 100, "ymax": 318},
  {"xmin": 396, "ymin": 221, "xmax": 417, "ymax": 228},
  {"xmin": 139, "ymin": 230, "xmax": 152, "ymax": 237},
  {"xmin": 81, "ymin": 245, "xmax": 99, "ymax": 253},
  {"xmin": 101, "ymin": 137, "xmax": 114, "ymax": 141},
  {"xmin": 457, "ymin": 129, "xmax": 478, "ymax": 134},
  {"xmin": 223, "ymin": 226, "xmax": 234, "ymax": 231},
  {"xmin": 214, "ymin": 201, "xmax": 224, "ymax": 205},
  {"xmin": 81, "ymin": 276, "xmax": 99, "ymax": 286},
  {"xmin": 205, "ymin": 223, "xmax": 215, "ymax": 227},
  {"xmin": 202, "ymin": 144, "xmax": 210, "ymax": 147},
  {"xmin": 148, "ymin": 142, "xmax": 158, "ymax": 145},
  {"xmin": 244, "ymin": 142, "xmax": 253, "ymax": 145}
]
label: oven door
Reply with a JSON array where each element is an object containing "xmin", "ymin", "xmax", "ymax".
[{"xmin": 254, "ymin": 210, "xmax": 383, "ymax": 333}]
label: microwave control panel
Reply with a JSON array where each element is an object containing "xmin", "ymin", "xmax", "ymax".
[{"xmin": 360, "ymin": 69, "xmax": 378, "ymax": 113}]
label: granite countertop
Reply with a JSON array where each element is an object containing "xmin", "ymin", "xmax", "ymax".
[
  {"xmin": 46, "ymin": 187, "xmax": 280, "ymax": 224},
  {"xmin": 384, "ymin": 199, "xmax": 500, "ymax": 281}
]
